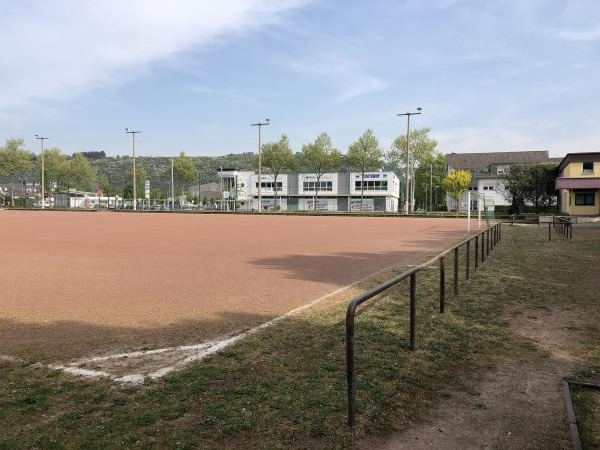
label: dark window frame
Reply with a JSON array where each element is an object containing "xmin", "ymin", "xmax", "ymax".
[{"xmin": 574, "ymin": 191, "xmax": 595, "ymax": 206}]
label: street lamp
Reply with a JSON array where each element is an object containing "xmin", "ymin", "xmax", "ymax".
[
  {"xmin": 250, "ymin": 118, "xmax": 269, "ymax": 212},
  {"xmin": 397, "ymin": 108, "xmax": 422, "ymax": 214},
  {"xmin": 125, "ymin": 128, "xmax": 141, "ymax": 210},
  {"xmin": 34, "ymin": 134, "xmax": 48, "ymax": 209}
]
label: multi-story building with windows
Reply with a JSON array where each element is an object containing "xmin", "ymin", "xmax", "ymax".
[
  {"xmin": 445, "ymin": 151, "xmax": 553, "ymax": 211},
  {"xmin": 555, "ymin": 152, "xmax": 600, "ymax": 216},
  {"xmin": 218, "ymin": 170, "xmax": 400, "ymax": 212}
]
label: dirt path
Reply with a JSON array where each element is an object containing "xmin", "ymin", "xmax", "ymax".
[{"xmin": 359, "ymin": 306, "xmax": 590, "ymax": 450}]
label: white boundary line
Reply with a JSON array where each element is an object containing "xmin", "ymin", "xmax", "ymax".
[{"xmin": 3, "ymin": 261, "xmax": 408, "ymax": 384}]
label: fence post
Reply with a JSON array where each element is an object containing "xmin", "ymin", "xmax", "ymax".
[
  {"xmin": 346, "ymin": 306, "xmax": 357, "ymax": 426},
  {"xmin": 548, "ymin": 222, "xmax": 552, "ymax": 242},
  {"xmin": 439, "ymin": 257, "xmax": 445, "ymax": 313},
  {"xmin": 410, "ymin": 273, "xmax": 417, "ymax": 350},
  {"xmin": 466, "ymin": 240, "xmax": 471, "ymax": 281},
  {"xmin": 481, "ymin": 233, "xmax": 485, "ymax": 263},
  {"xmin": 453, "ymin": 248, "xmax": 459, "ymax": 296},
  {"xmin": 475, "ymin": 234, "xmax": 479, "ymax": 270},
  {"xmin": 569, "ymin": 223, "xmax": 573, "ymax": 239}
]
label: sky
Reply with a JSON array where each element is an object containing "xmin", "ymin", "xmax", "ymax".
[{"xmin": 1, "ymin": 0, "xmax": 599, "ymax": 158}]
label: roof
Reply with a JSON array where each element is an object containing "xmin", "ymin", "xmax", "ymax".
[
  {"xmin": 445, "ymin": 151, "xmax": 550, "ymax": 170},
  {"xmin": 557, "ymin": 152, "xmax": 600, "ymax": 173}
]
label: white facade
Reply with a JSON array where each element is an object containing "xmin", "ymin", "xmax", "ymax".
[
  {"xmin": 298, "ymin": 173, "xmax": 338, "ymax": 196},
  {"xmin": 463, "ymin": 178, "xmax": 509, "ymax": 212},
  {"xmin": 54, "ymin": 190, "xmax": 120, "ymax": 209},
  {"xmin": 217, "ymin": 170, "xmax": 400, "ymax": 212},
  {"xmin": 445, "ymin": 151, "xmax": 552, "ymax": 212},
  {"xmin": 257, "ymin": 173, "xmax": 290, "ymax": 196}
]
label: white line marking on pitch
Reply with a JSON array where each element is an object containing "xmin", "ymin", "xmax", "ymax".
[{"xmin": 4, "ymin": 261, "xmax": 407, "ymax": 384}]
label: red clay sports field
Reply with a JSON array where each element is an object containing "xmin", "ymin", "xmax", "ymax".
[{"xmin": 1, "ymin": 211, "xmax": 473, "ymax": 367}]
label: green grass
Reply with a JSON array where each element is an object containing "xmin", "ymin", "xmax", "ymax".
[
  {"xmin": 571, "ymin": 381, "xmax": 600, "ymax": 449},
  {"xmin": 0, "ymin": 224, "xmax": 598, "ymax": 449}
]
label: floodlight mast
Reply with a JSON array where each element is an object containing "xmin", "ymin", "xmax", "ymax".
[
  {"xmin": 396, "ymin": 108, "xmax": 422, "ymax": 214},
  {"xmin": 34, "ymin": 134, "xmax": 48, "ymax": 209},
  {"xmin": 125, "ymin": 128, "xmax": 141, "ymax": 210},
  {"xmin": 250, "ymin": 119, "xmax": 270, "ymax": 212}
]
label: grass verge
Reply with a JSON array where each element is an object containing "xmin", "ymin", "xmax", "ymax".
[{"xmin": 0, "ymin": 224, "xmax": 598, "ymax": 449}]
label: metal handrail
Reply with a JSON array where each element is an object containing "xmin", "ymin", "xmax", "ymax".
[
  {"xmin": 548, "ymin": 216, "xmax": 573, "ymax": 241},
  {"xmin": 345, "ymin": 222, "xmax": 502, "ymax": 426}
]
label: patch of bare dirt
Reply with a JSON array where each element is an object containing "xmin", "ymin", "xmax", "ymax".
[{"xmin": 360, "ymin": 305, "xmax": 590, "ymax": 450}]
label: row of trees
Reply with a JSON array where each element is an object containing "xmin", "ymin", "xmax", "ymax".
[
  {"xmin": 2, "ymin": 127, "xmax": 445, "ymax": 211},
  {"xmin": 0, "ymin": 139, "xmax": 202, "ymax": 205},
  {"xmin": 1, "ymin": 134, "xmax": 558, "ymax": 213},
  {"xmin": 261, "ymin": 128, "xmax": 444, "ymax": 211}
]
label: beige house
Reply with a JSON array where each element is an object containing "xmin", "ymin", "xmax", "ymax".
[{"xmin": 555, "ymin": 153, "xmax": 600, "ymax": 216}]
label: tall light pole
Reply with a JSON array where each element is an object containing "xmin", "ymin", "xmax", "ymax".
[
  {"xmin": 171, "ymin": 157, "xmax": 175, "ymax": 211},
  {"xmin": 430, "ymin": 163, "xmax": 433, "ymax": 212},
  {"xmin": 250, "ymin": 118, "xmax": 269, "ymax": 212},
  {"xmin": 125, "ymin": 128, "xmax": 141, "ymax": 210},
  {"xmin": 397, "ymin": 108, "xmax": 422, "ymax": 214},
  {"xmin": 34, "ymin": 135, "xmax": 48, "ymax": 209}
]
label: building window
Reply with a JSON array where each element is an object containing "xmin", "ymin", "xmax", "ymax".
[
  {"xmin": 354, "ymin": 180, "xmax": 388, "ymax": 191},
  {"xmin": 303, "ymin": 181, "xmax": 332, "ymax": 191},
  {"xmin": 582, "ymin": 161, "xmax": 594, "ymax": 174},
  {"xmin": 255, "ymin": 181, "xmax": 283, "ymax": 191},
  {"xmin": 575, "ymin": 191, "xmax": 595, "ymax": 206}
]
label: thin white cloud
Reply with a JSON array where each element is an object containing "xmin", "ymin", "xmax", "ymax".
[
  {"xmin": 289, "ymin": 54, "xmax": 390, "ymax": 102},
  {"xmin": 0, "ymin": 0, "xmax": 311, "ymax": 113},
  {"xmin": 556, "ymin": 25, "xmax": 600, "ymax": 42},
  {"xmin": 190, "ymin": 85, "xmax": 257, "ymax": 103}
]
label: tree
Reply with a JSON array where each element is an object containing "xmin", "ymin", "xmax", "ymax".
[
  {"xmin": 443, "ymin": 169, "xmax": 472, "ymax": 215},
  {"xmin": 0, "ymin": 138, "xmax": 34, "ymax": 205},
  {"xmin": 173, "ymin": 152, "xmax": 198, "ymax": 205},
  {"xmin": 260, "ymin": 134, "xmax": 294, "ymax": 210},
  {"xmin": 386, "ymin": 128, "xmax": 438, "ymax": 212},
  {"xmin": 66, "ymin": 153, "xmax": 97, "ymax": 192},
  {"xmin": 413, "ymin": 152, "xmax": 446, "ymax": 211},
  {"xmin": 43, "ymin": 148, "xmax": 69, "ymax": 192},
  {"xmin": 124, "ymin": 162, "xmax": 148, "ymax": 202},
  {"xmin": 77, "ymin": 150, "xmax": 106, "ymax": 160},
  {"xmin": 346, "ymin": 129, "xmax": 382, "ymax": 210},
  {"xmin": 300, "ymin": 133, "xmax": 341, "ymax": 210},
  {"xmin": 504, "ymin": 163, "xmax": 558, "ymax": 213}
]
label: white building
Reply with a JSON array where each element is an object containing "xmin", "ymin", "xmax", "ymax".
[
  {"xmin": 217, "ymin": 170, "xmax": 400, "ymax": 212},
  {"xmin": 54, "ymin": 190, "xmax": 120, "ymax": 209},
  {"xmin": 445, "ymin": 151, "xmax": 552, "ymax": 212}
]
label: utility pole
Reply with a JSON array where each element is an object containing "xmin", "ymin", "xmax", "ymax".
[
  {"xmin": 397, "ymin": 108, "xmax": 422, "ymax": 214},
  {"xmin": 250, "ymin": 119, "xmax": 270, "ymax": 212},
  {"xmin": 125, "ymin": 128, "xmax": 141, "ymax": 210},
  {"xmin": 34, "ymin": 135, "xmax": 48, "ymax": 209}
]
